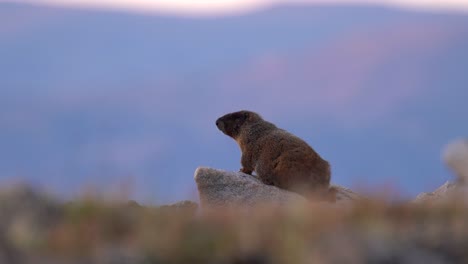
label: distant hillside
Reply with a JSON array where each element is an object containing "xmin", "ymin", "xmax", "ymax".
[{"xmin": 1, "ymin": 2, "xmax": 468, "ymax": 202}]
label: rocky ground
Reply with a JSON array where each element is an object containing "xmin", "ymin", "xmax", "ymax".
[{"xmin": 1, "ymin": 139, "xmax": 467, "ymax": 264}]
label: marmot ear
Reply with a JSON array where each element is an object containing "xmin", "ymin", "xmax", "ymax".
[{"xmin": 244, "ymin": 112, "xmax": 249, "ymax": 119}]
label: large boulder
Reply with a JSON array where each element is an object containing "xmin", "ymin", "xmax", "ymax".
[{"xmin": 194, "ymin": 167, "xmax": 365, "ymax": 208}]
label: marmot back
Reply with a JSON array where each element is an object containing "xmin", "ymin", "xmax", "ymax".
[{"xmin": 216, "ymin": 110, "xmax": 332, "ymax": 200}]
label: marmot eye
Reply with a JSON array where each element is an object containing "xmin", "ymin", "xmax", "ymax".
[{"xmin": 244, "ymin": 112, "xmax": 249, "ymax": 119}]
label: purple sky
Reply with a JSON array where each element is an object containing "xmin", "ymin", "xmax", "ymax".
[
  {"xmin": 8, "ymin": 0, "xmax": 468, "ymax": 14},
  {"xmin": 1, "ymin": 1, "xmax": 467, "ymax": 203}
]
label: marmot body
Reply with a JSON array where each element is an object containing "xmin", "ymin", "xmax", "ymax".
[{"xmin": 216, "ymin": 110, "xmax": 332, "ymax": 200}]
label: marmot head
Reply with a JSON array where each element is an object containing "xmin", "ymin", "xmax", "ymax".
[{"xmin": 216, "ymin": 110, "xmax": 262, "ymax": 139}]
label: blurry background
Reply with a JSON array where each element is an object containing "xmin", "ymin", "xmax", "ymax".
[{"xmin": 1, "ymin": 0, "xmax": 467, "ymax": 203}]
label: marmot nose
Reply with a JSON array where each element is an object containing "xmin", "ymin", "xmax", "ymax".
[{"xmin": 216, "ymin": 119, "xmax": 224, "ymax": 130}]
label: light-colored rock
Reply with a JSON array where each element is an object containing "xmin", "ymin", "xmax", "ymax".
[
  {"xmin": 334, "ymin": 185, "xmax": 366, "ymax": 202},
  {"xmin": 415, "ymin": 138, "xmax": 468, "ymax": 204},
  {"xmin": 194, "ymin": 167, "xmax": 365, "ymax": 208},
  {"xmin": 413, "ymin": 181, "xmax": 468, "ymax": 203},
  {"xmin": 413, "ymin": 181, "xmax": 458, "ymax": 203},
  {"xmin": 442, "ymin": 138, "xmax": 468, "ymax": 182}
]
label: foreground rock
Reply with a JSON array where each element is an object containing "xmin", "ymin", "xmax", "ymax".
[{"xmin": 194, "ymin": 167, "xmax": 365, "ymax": 208}]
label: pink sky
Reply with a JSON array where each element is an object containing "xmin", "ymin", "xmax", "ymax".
[{"xmin": 10, "ymin": 0, "xmax": 468, "ymax": 14}]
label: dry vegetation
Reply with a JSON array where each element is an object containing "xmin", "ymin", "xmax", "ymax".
[{"xmin": 1, "ymin": 185, "xmax": 468, "ymax": 264}]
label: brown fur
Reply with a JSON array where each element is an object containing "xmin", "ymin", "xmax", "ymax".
[{"xmin": 216, "ymin": 110, "xmax": 334, "ymax": 201}]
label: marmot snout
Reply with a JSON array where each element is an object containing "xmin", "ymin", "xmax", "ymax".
[{"xmin": 216, "ymin": 110, "xmax": 333, "ymax": 201}]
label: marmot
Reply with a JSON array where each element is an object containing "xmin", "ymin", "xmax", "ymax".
[{"xmin": 216, "ymin": 110, "xmax": 333, "ymax": 201}]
